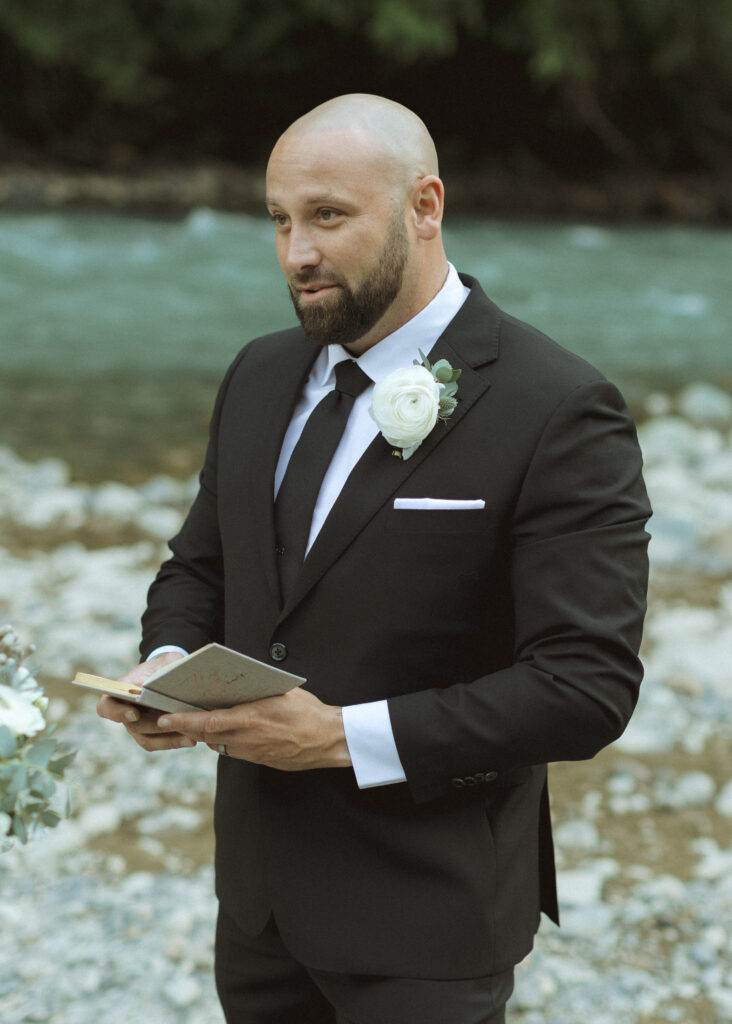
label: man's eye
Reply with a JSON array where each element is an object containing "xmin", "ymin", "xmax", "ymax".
[
  {"xmin": 319, "ymin": 209, "xmax": 340, "ymax": 222},
  {"xmin": 270, "ymin": 213, "xmax": 288, "ymax": 227}
]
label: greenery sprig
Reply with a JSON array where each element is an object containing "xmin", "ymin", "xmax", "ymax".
[
  {"xmin": 0, "ymin": 625, "xmax": 76, "ymax": 846},
  {"xmin": 416, "ymin": 348, "xmax": 462, "ymax": 421}
]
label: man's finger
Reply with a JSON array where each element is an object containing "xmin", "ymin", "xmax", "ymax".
[
  {"xmin": 157, "ymin": 707, "xmax": 246, "ymax": 735},
  {"xmin": 97, "ymin": 694, "xmax": 141, "ymax": 724},
  {"xmin": 134, "ymin": 734, "xmax": 197, "ymax": 752}
]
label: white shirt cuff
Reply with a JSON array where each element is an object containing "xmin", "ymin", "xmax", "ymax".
[
  {"xmin": 341, "ymin": 700, "xmax": 407, "ymax": 789},
  {"xmin": 146, "ymin": 645, "xmax": 188, "ymax": 661}
]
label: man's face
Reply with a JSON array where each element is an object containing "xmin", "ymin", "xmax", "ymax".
[{"xmin": 265, "ymin": 131, "xmax": 414, "ymax": 352}]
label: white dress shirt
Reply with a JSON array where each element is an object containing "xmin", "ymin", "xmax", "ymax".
[{"xmin": 150, "ymin": 263, "xmax": 470, "ymax": 788}]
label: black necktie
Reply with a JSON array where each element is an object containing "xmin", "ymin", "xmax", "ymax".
[{"xmin": 275, "ymin": 359, "xmax": 371, "ymax": 603}]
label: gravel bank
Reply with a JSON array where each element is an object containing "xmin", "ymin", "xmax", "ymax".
[{"xmin": 2, "ymin": 383, "xmax": 732, "ymax": 1023}]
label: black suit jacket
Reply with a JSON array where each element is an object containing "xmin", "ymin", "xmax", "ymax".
[{"xmin": 141, "ymin": 276, "xmax": 651, "ymax": 978}]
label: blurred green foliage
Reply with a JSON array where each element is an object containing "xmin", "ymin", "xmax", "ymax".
[{"xmin": 0, "ymin": 0, "xmax": 730, "ymax": 173}]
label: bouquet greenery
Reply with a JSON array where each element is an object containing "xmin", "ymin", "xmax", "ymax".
[{"xmin": 0, "ymin": 625, "xmax": 76, "ymax": 846}]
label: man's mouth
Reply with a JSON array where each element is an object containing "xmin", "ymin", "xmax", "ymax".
[{"xmin": 296, "ymin": 284, "xmax": 338, "ymax": 301}]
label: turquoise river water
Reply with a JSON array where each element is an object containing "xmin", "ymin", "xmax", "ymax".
[{"xmin": 1, "ymin": 211, "xmax": 730, "ymax": 480}]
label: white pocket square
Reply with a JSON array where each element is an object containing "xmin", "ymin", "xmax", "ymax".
[{"xmin": 393, "ymin": 498, "xmax": 486, "ymax": 510}]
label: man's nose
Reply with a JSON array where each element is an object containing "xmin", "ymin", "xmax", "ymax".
[{"xmin": 283, "ymin": 226, "xmax": 321, "ymax": 272}]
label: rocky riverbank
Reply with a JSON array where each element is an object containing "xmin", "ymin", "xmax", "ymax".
[
  {"xmin": 2, "ymin": 383, "xmax": 732, "ymax": 1022},
  {"xmin": 1, "ymin": 161, "xmax": 731, "ymax": 222}
]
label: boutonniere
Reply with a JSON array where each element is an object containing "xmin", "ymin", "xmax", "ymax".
[{"xmin": 369, "ymin": 349, "xmax": 461, "ymax": 460}]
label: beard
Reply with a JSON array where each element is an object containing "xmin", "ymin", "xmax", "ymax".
[{"xmin": 287, "ymin": 213, "xmax": 409, "ymax": 347}]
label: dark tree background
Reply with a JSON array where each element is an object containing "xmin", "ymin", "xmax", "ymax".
[{"xmin": 1, "ymin": 0, "xmax": 731, "ymax": 187}]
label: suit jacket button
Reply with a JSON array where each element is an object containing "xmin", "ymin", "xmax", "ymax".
[
  {"xmin": 464, "ymin": 775, "xmax": 477, "ymax": 786},
  {"xmin": 270, "ymin": 642, "xmax": 288, "ymax": 662},
  {"xmin": 483, "ymin": 770, "xmax": 498, "ymax": 782},
  {"xmin": 451, "ymin": 778, "xmax": 466, "ymax": 789}
]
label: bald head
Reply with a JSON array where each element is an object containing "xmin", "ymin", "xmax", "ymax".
[
  {"xmin": 265, "ymin": 94, "xmax": 448, "ymax": 353},
  {"xmin": 280, "ymin": 94, "xmax": 439, "ymax": 194}
]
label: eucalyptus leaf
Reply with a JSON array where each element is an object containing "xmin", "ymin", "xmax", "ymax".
[
  {"xmin": 33, "ymin": 773, "xmax": 56, "ymax": 799},
  {"xmin": 19, "ymin": 795, "xmax": 44, "ymax": 812},
  {"xmin": 0, "ymin": 725, "xmax": 17, "ymax": 759},
  {"xmin": 12, "ymin": 814, "xmax": 27, "ymax": 844},
  {"xmin": 417, "ymin": 348, "xmax": 432, "ymax": 371},
  {"xmin": 49, "ymin": 750, "xmax": 77, "ymax": 775},
  {"xmin": 433, "ymin": 360, "xmax": 453, "ymax": 382},
  {"xmin": 6, "ymin": 763, "xmax": 27, "ymax": 794},
  {"xmin": 41, "ymin": 810, "xmax": 61, "ymax": 828},
  {"xmin": 24, "ymin": 738, "xmax": 56, "ymax": 769}
]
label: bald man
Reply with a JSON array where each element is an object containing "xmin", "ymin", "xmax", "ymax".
[{"xmin": 99, "ymin": 95, "xmax": 651, "ymax": 1023}]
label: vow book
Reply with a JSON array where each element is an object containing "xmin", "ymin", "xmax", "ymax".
[{"xmin": 72, "ymin": 643, "xmax": 305, "ymax": 713}]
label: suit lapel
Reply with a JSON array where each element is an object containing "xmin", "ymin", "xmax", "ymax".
[
  {"xmin": 277, "ymin": 278, "xmax": 501, "ymax": 621},
  {"xmin": 242, "ymin": 331, "xmax": 320, "ymax": 608}
]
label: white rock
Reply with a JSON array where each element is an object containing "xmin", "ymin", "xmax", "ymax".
[
  {"xmin": 699, "ymin": 449, "xmax": 732, "ymax": 488},
  {"xmin": 637, "ymin": 416, "xmax": 705, "ymax": 465},
  {"xmin": 692, "ymin": 838, "xmax": 732, "ymax": 880},
  {"xmin": 137, "ymin": 506, "xmax": 183, "ymax": 540},
  {"xmin": 559, "ymin": 903, "xmax": 617, "ymax": 937},
  {"xmin": 581, "ymin": 791, "xmax": 602, "ymax": 818},
  {"xmin": 627, "ymin": 873, "xmax": 687, "ymax": 911},
  {"xmin": 162, "ymin": 974, "xmax": 202, "ymax": 1008},
  {"xmin": 76, "ymin": 803, "xmax": 122, "ymax": 838},
  {"xmin": 608, "ymin": 793, "xmax": 652, "ymax": 815},
  {"xmin": 643, "ymin": 509, "xmax": 700, "ymax": 568},
  {"xmin": 137, "ymin": 806, "xmax": 202, "ymax": 834},
  {"xmin": 715, "ymin": 779, "xmax": 732, "ymax": 817},
  {"xmin": 557, "ymin": 859, "xmax": 619, "ymax": 906},
  {"xmin": 678, "ymin": 383, "xmax": 732, "ymax": 428},
  {"xmin": 138, "ymin": 474, "xmax": 189, "ymax": 505},
  {"xmin": 701, "ymin": 925, "xmax": 729, "ymax": 951},
  {"xmin": 15, "ymin": 486, "xmax": 88, "ymax": 530},
  {"xmin": 90, "ymin": 482, "xmax": 143, "ymax": 521},
  {"xmin": 614, "ymin": 684, "xmax": 686, "ymax": 754},
  {"xmin": 675, "ymin": 981, "xmax": 701, "ymax": 1000},
  {"xmin": 643, "ymin": 607, "xmax": 732, "ymax": 700},
  {"xmin": 554, "ymin": 819, "xmax": 599, "ymax": 851},
  {"xmin": 644, "ymin": 392, "xmax": 672, "ymax": 417},
  {"xmin": 654, "ymin": 771, "xmax": 716, "ymax": 809},
  {"xmin": 137, "ymin": 836, "xmax": 165, "ymax": 858},
  {"xmin": 606, "ymin": 771, "xmax": 637, "ymax": 795},
  {"xmin": 511, "ymin": 969, "xmax": 559, "ymax": 1009},
  {"xmin": 710, "ymin": 985, "xmax": 732, "ymax": 1018}
]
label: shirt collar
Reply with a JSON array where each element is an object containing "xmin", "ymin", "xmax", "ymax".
[{"xmin": 317, "ymin": 263, "xmax": 469, "ymax": 385}]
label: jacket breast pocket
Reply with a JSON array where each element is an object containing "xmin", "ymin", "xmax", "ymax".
[{"xmin": 386, "ymin": 507, "xmax": 492, "ymax": 534}]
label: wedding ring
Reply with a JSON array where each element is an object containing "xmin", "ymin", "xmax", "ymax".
[{"xmin": 217, "ymin": 743, "xmax": 228, "ymax": 756}]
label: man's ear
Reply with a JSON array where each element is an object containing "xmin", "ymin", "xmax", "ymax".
[{"xmin": 410, "ymin": 175, "xmax": 444, "ymax": 241}]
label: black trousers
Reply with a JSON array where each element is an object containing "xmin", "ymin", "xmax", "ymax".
[{"xmin": 215, "ymin": 908, "xmax": 515, "ymax": 1024}]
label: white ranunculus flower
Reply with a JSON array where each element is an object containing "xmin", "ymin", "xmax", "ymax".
[
  {"xmin": 370, "ymin": 365, "xmax": 441, "ymax": 460},
  {"xmin": 0, "ymin": 684, "xmax": 46, "ymax": 738}
]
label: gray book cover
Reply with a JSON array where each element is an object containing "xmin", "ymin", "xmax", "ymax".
[{"xmin": 73, "ymin": 643, "xmax": 305, "ymax": 712}]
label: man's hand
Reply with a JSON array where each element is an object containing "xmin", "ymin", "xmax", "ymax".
[
  {"xmin": 156, "ymin": 687, "xmax": 352, "ymax": 771},
  {"xmin": 96, "ymin": 652, "xmax": 196, "ymax": 752}
]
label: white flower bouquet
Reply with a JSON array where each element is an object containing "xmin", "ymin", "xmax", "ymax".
[{"xmin": 0, "ymin": 625, "xmax": 75, "ymax": 846}]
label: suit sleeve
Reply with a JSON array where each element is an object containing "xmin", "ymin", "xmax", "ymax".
[
  {"xmin": 139, "ymin": 348, "xmax": 249, "ymax": 660},
  {"xmin": 387, "ymin": 378, "xmax": 652, "ymax": 804}
]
